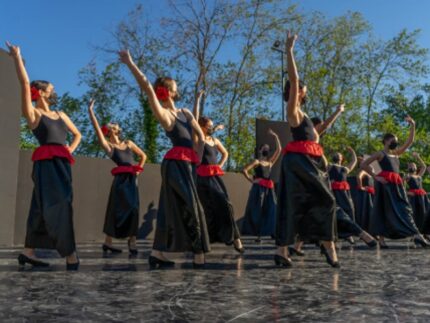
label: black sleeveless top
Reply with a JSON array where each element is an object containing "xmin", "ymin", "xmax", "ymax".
[
  {"xmin": 201, "ymin": 142, "xmax": 218, "ymax": 165},
  {"xmin": 379, "ymin": 152, "xmax": 400, "ymax": 173},
  {"xmin": 362, "ymin": 174, "xmax": 374, "ymax": 187},
  {"xmin": 407, "ymin": 176, "xmax": 422, "ymax": 190},
  {"xmin": 291, "ymin": 115, "xmax": 316, "ymax": 141},
  {"xmin": 254, "ymin": 163, "xmax": 271, "ymax": 179},
  {"xmin": 165, "ymin": 110, "xmax": 193, "ymax": 148},
  {"xmin": 329, "ymin": 165, "xmax": 348, "ymax": 182},
  {"xmin": 111, "ymin": 147, "xmax": 134, "ymax": 166},
  {"xmin": 32, "ymin": 113, "xmax": 68, "ymax": 146}
]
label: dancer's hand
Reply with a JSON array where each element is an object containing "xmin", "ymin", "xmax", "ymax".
[
  {"xmin": 268, "ymin": 128, "xmax": 277, "ymax": 137},
  {"xmin": 118, "ymin": 50, "xmax": 133, "ymax": 65},
  {"xmin": 285, "ymin": 31, "xmax": 298, "ymax": 51},
  {"xmin": 88, "ymin": 98, "xmax": 95, "ymax": 112},
  {"xmin": 374, "ymin": 176, "xmax": 388, "ymax": 185},
  {"xmin": 5, "ymin": 41, "xmax": 20, "ymax": 57},
  {"xmin": 197, "ymin": 89, "xmax": 205, "ymax": 99},
  {"xmin": 346, "ymin": 146, "xmax": 354, "ymax": 153},
  {"xmin": 337, "ymin": 104, "xmax": 345, "ymax": 113},
  {"xmin": 412, "ymin": 152, "xmax": 419, "ymax": 158},
  {"xmin": 214, "ymin": 124, "xmax": 224, "ymax": 132},
  {"xmin": 405, "ymin": 115, "xmax": 415, "ymax": 126}
]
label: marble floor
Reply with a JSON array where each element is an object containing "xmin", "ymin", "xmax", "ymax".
[{"xmin": 0, "ymin": 238, "xmax": 430, "ymax": 322}]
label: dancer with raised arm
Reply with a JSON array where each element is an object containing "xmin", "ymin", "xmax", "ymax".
[
  {"xmin": 361, "ymin": 117, "xmax": 428, "ymax": 248},
  {"xmin": 275, "ymin": 32, "xmax": 339, "ymax": 268},
  {"xmin": 88, "ymin": 99, "xmax": 146, "ymax": 256},
  {"xmin": 241, "ymin": 129, "xmax": 281, "ymax": 242},
  {"xmin": 7, "ymin": 42, "xmax": 81, "ymax": 270},
  {"xmin": 119, "ymin": 50, "xmax": 210, "ymax": 268}
]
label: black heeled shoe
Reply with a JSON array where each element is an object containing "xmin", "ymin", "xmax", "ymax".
[
  {"xmin": 364, "ymin": 239, "xmax": 378, "ymax": 249},
  {"xmin": 414, "ymin": 237, "xmax": 429, "ymax": 248},
  {"xmin": 66, "ymin": 257, "xmax": 80, "ymax": 271},
  {"xmin": 148, "ymin": 256, "xmax": 175, "ymax": 269},
  {"xmin": 127, "ymin": 240, "xmax": 138, "ymax": 256},
  {"xmin": 319, "ymin": 245, "xmax": 340, "ymax": 268},
  {"xmin": 378, "ymin": 240, "xmax": 389, "ymax": 249},
  {"xmin": 233, "ymin": 241, "xmax": 245, "ymax": 254},
  {"xmin": 288, "ymin": 246, "xmax": 305, "ymax": 257},
  {"xmin": 274, "ymin": 254, "xmax": 292, "ymax": 267},
  {"xmin": 17, "ymin": 254, "xmax": 50, "ymax": 267},
  {"xmin": 102, "ymin": 244, "xmax": 122, "ymax": 254}
]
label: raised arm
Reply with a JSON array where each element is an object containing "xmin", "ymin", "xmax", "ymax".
[
  {"xmin": 58, "ymin": 112, "xmax": 81, "ymax": 153},
  {"xmin": 316, "ymin": 104, "xmax": 344, "ymax": 135},
  {"xmin": 214, "ymin": 138, "xmax": 228, "ymax": 168},
  {"xmin": 118, "ymin": 50, "xmax": 172, "ymax": 129},
  {"xmin": 356, "ymin": 170, "xmax": 366, "ymax": 190},
  {"xmin": 183, "ymin": 109, "xmax": 205, "ymax": 161},
  {"xmin": 127, "ymin": 140, "xmax": 147, "ymax": 169},
  {"xmin": 5, "ymin": 42, "xmax": 39, "ymax": 126},
  {"xmin": 345, "ymin": 147, "xmax": 357, "ymax": 174},
  {"xmin": 412, "ymin": 152, "xmax": 426, "ymax": 177},
  {"xmin": 360, "ymin": 152, "xmax": 387, "ymax": 184},
  {"xmin": 192, "ymin": 90, "xmax": 205, "ymax": 145},
  {"xmin": 242, "ymin": 159, "xmax": 260, "ymax": 183},
  {"xmin": 268, "ymin": 129, "xmax": 282, "ymax": 164},
  {"xmin": 395, "ymin": 116, "xmax": 415, "ymax": 155},
  {"xmin": 285, "ymin": 32, "xmax": 303, "ymax": 127},
  {"xmin": 87, "ymin": 99, "xmax": 112, "ymax": 155}
]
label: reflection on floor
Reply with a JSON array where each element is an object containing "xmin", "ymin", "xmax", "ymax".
[{"xmin": 0, "ymin": 238, "xmax": 429, "ymax": 322}]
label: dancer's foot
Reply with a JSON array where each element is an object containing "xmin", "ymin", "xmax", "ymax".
[
  {"xmin": 18, "ymin": 253, "xmax": 49, "ymax": 267},
  {"xmin": 66, "ymin": 252, "xmax": 79, "ymax": 271},
  {"xmin": 321, "ymin": 241, "xmax": 340, "ymax": 268},
  {"xmin": 288, "ymin": 246, "xmax": 305, "ymax": 256},
  {"xmin": 233, "ymin": 239, "xmax": 245, "ymax": 254},
  {"xmin": 128, "ymin": 237, "xmax": 138, "ymax": 256},
  {"xmin": 359, "ymin": 231, "xmax": 377, "ymax": 249}
]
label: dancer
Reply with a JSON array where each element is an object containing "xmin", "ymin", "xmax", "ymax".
[
  {"xmin": 275, "ymin": 32, "xmax": 339, "ymax": 268},
  {"xmin": 361, "ymin": 117, "xmax": 428, "ymax": 248},
  {"xmin": 7, "ymin": 42, "xmax": 81, "ymax": 270},
  {"xmin": 88, "ymin": 99, "xmax": 146, "ymax": 256},
  {"xmin": 355, "ymin": 155, "xmax": 375, "ymax": 231},
  {"xmin": 329, "ymin": 148, "xmax": 376, "ymax": 247},
  {"xmin": 405, "ymin": 152, "xmax": 430, "ymax": 236},
  {"xmin": 192, "ymin": 91, "xmax": 244, "ymax": 253},
  {"xmin": 119, "ymin": 50, "xmax": 210, "ymax": 269},
  {"xmin": 241, "ymin": 130, "xmax": 281, "ymax": 242}
]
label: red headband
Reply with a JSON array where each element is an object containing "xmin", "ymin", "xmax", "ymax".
[
  {"xmin": 155, "ymin": 86, "xmax": 169, "ymax": 101},
  {"xmin": 30, "ymin": 86, "xmax": 41, "ymax": 102},
  {"xmin": 101, "ymin": 125, "xmax": 110, "ymax": 136}
]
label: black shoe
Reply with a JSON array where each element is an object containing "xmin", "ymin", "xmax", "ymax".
[
  {"xmin": 378, "ymin": 241, "xmax": 389, "ymax": 249},
  {"xmin": 364, "ymin": 239, "xmax": 378, "ymax": 249},
  {"xmin": 414, "ymin": 237, "xmax": 429, "ymax": 248},
  {"xmin": 102, "ymin": 244, "xmax": 122, "ymax": 254},
  {"xmin": 192, "ymin": 262, "xmax": 206, "ymax": 269},
  {"xmin": 346, "ymin": 236, "xmax": 355, "ymax": 245},
  {"xmin": 274, "ymin": 254, "xmax": 292, "ymax": 267},
  {"xmin": 66, "ymin": 257, "xmax": 80, "ymax": 271},
  {"xmin": 148, "ymin": 256, "xmax": 175, "ymax": 269},
  {"xmin": 127, "ymin": 240, "xmax": 138, "ymax": 256},
  {"xmin": 17, "ymin": 254, "xmax": 50, "ymax": 267},
  {"xmin": 320, "ymin": 245, "xmax": 340, "ymax": 268},
  {"xmin": 288, "ymin": 246, "xmax": 305, "ymax": 257},
  {"xmin": 233, "ymin": 242, "xmax": 245, "ymax": 254}
]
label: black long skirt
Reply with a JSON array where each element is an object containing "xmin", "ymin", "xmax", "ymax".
[
  {"xmin": 241, "ymin": 183, "xmax": 276, "ymax": 237},
  {"xmin": 276, "ymin": 153, "xmax": 337, "ymax": 246},
  {"xmin": 333, "ymin": 190, "xmax": 363, "ymax": 238},
  {"xmin": 354, "ymin": 190, "xmax": 374, "ymax": 231},
  {"xmin": 103, "ymin": 173, "xmax": 139, "ymax": 239},
  {"xmin": 153, "ymin": 159, "xmax": 210, "ymax": 253},
  {"xmin": 369, "ymin": 182, "xmax": 419, "ymax": 239},
  {"xmin": 408, "ymin": 194, "xmax": 430, "ymax": 233},
  {"xmin": 25, "ymin": 158, "xmax": 76, "ymax": 257},
  {"xmin": 197, "ymin": 175, "xmax": 240, "ymax": 243}
]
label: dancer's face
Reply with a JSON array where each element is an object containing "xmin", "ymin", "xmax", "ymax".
[
  {"xmin": 203, "ymin": 120, "xmax": 214, "ymax": 135},
  {"xmin": 169, "ymin": 81, "xmax": 179, "ymax": 101},
  {"xmin": 333, "ymin": 153, "xmax": 343, "ymax": 165},
  {"xmin": 408, "ymin": 162, "xmax": 417, "ymax": 174},
  {"xmin": 299, "ymin": 85, "xmax": 307, "ymax": 103},
  {"xmin": 260, "ymin": 144, "xmax": 270, "ymax": 157},
  {"xmin": 109, "ymin": 123, "xmax": 121, "ymax": 136},
  {"xmin": 40, "ymin": 84, "xmax": 58, "ymax": 106},
  {"xmin": 384, "ymin": 136, "xmax": 399, "ymax": 150}
]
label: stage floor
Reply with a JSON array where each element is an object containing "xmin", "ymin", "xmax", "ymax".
[{"xmin": 0, "ymin": 238, "xmax": 429, "ymax": 322}]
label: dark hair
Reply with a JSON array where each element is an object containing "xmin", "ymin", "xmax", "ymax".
[
  {"xmin": 332, "ymin": 153, "xmax": 342, "ymax": 163},
  {"xmin": 283, "ymin": 80, "xmax": 306, "ymax": 103},
  {"xmin": 198, "ymin": 116, "xmax": 211, "ymax": 128},
  {"xmin": 311, "ymin": 117, "xmax": 322, "ymax": 126},
  {"xmin": 30, "ymin": 80, "xmax": 50, "ymax": 91},
  {"xmin": 382, "ymin": 133, "xmax": 396, "ymax": 144},
  {"xmin": 154, "ymin": 77, "xmax": 176, "ymax": 91}
]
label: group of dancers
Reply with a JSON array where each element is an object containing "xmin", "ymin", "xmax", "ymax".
[{"xmin": 5, "ymin": 31, "xmax": 430, "ymax": 271}]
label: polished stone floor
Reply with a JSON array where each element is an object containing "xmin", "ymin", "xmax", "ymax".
[{"xmin": 1, "ymin": 238, "xmax": 430, "ymax": 322}]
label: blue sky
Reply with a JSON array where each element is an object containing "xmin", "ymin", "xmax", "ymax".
[{"xmin": 2, "ymin": 0, "xmax": 430, "ymax": 98}]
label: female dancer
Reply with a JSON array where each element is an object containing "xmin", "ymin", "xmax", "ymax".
[
  {"xmin": 88, "ymin": 99, "xmax": 146, "ymax": 256},
  {"xmin": 329, "ymin": 149, "xmax": 376, "ymax": 247},
  {"xmin": 355, "ymin": 155, "xmax": 375, "ymax": 231},
  {"xmin": 361, "ymin": 117, "xmax": 428, "ymax": 248},
  {"xmin": 119, "ymin": 50, "xmax": 210, "ymax": 268},
  {"xmin": 241, "ymin": 130, "xmax": 281, "ymax": 242},
  {"xmin": 275, "ymin": 32, "xmax": 339, "ymax": 268},
  {"xmin": 405, "ymin": 152, "xmax": 430, "ymax": 237},
  {"xmin": 7, "ymin": 42, "xmax": 81, "ymax": 270},
  {"xmin": 192, "ymin": 92, "xmax": 244, "ymax": 253}
]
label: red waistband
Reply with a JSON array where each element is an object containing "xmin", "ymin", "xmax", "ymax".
[
  {"xmin": 196, "ymin": 164, "xmax": 225, "ymax": 177},
  {"xmin": 331, "ymin": 181, "xmax": 350, "ymax": 191},
  {"xmin": 32, "ymin": 145, "xmax": 75, "ymax": 165},
  {"xmin": 256, "ymin": 178, "xmax": 274, "ymax": 189},
  {"xmin": 111, "ymin": 165, "xmax": 143, "ymax": 176},
  {"xmin": 365, "ymin": 186, "xmax": 375, "ymax": 195},
  {"xmin": 409, "ymin": 188, "xmax": 427, "ymax": 196},
  {"xmin": 164, "ymin": 146, "xmax": 199, "ymax": 164},
  {"xmin": 378, "ymin": 171, "xmax": 402, "ymax": 185},
  {"xmin": 282, "ymin": 141, "xmax": 323, "ymax": 157}
]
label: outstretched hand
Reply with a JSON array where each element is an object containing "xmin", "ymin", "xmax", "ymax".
[
  {"xmin": 268, "ymin": 128, "xmax": 277, "ymax": 137},
  {"xmin": 337, "ymin": 104, "xmax": 345, "ymax": 113},
  {"xmin": 405, "ymin": 115, "xmax": 415, "ymax": 126},
  {"xmin": 88, "ymin": 98, "xmax": 96, "ymax": 112},
  {"xmin": 412, "ymin": 151, "xmax": 419, "ymax": 158},
  {"xmin": 197, "ymin": 89, "xmax": 205, "ymax": 99},
  {"xmin": 285, "ymin": 31, "xmax": 298, "ymax": 51},
  {"xmin": 214, "ymin": 124, "xmax": 225, "ymax": 132},
  {"xmin": 118, "ymin": 50, "xmax": 133, "ymax": 65},
  {"xmin": 5, "ymin": 41, "xmax": 20, "ymax": 57}
]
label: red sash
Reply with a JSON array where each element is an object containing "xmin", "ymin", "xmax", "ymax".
[
  {"xmin": 282, "ymin": 140, "xmax": 323, "ymax": 157},
  {"xmin": 111, "ymin": 165, "xmax": 143, "ymax": 176},
  {"xmin": 365, "ymin": 186, "xmax": 375, "ymax": 195},
  {"xmin": 378, "ymin": 171, "xmax": 402, "ymax": 185},
  {"xmin": 196, "ymin": 164, "xmax": 225, "ymax": 177},
  {"xmin": 409, "ymin": 188, "xmax": 427, "ymax": 196},
  {"xmin": 32, "ymin": 145, "xmax": 75, "ymax": 165},
  {"xmin": 331, "ymin": 181, "xmax": 350, "ymax": 191},
  {"xmin": 164, "ymin": 146, "xmax": 199, "ymax": 164},
  {"xmin": 256, "ymin": 178, "xmax": 274, "ymax": 189}
]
